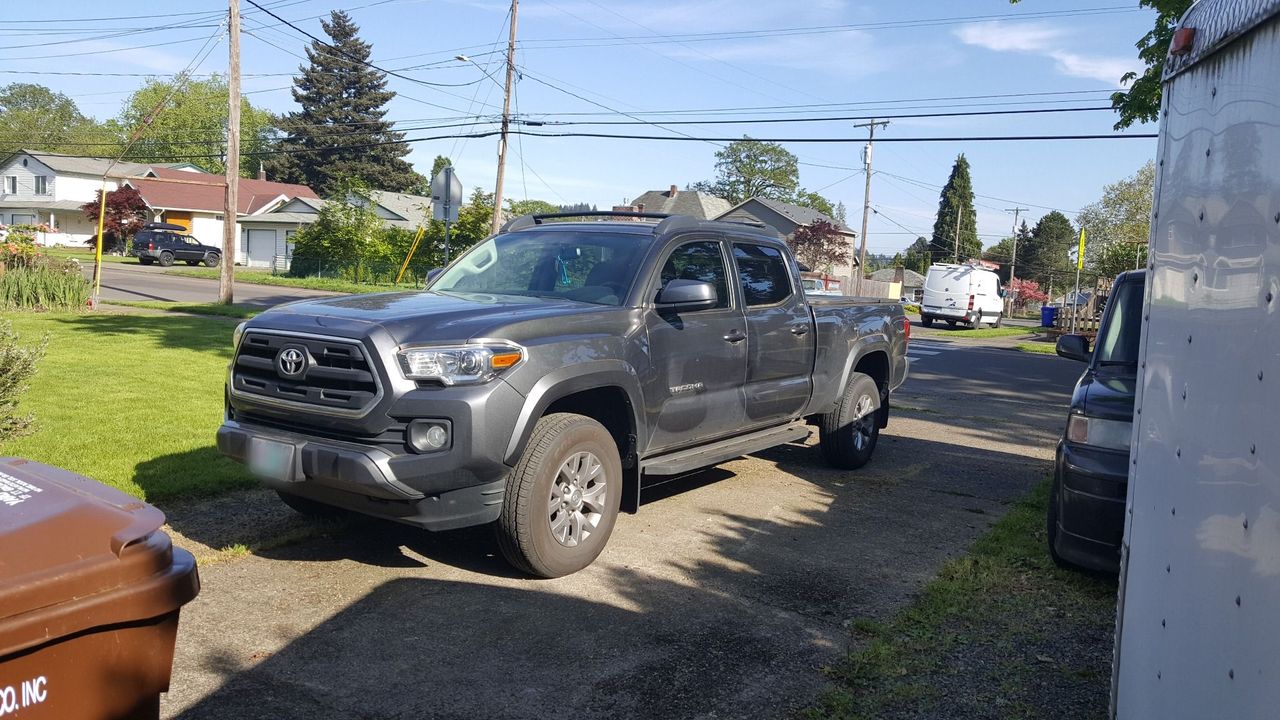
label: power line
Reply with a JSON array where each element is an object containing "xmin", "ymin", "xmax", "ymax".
[{"xmin": 535, "ymin": 106, "xmax": 1117, "ymax": 127}]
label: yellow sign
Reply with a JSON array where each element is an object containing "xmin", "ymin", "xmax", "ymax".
[{"xmin": 1076, "ymin": 228, "xmax": 1087, "ymax": 270}]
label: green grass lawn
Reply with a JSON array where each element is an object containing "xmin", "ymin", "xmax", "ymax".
[
  {"xmin": 104, "ymin": 300, "xmax": 261, "ymax": 319},
  {"xmin": 43, "ymin": 246, "xmax": 135, "ymax": 264},
  {"xmin": 921, "ymin": 325, "xmax": 1040, "ymax": 338},
  {"xmin": 1, "ymin": 312, "xmax": 255, "ymax": 501},
  {"xmin": 1015, "ymin": 342, "xmax": 1059, "ymax": 355},
  {"xmin": 164, "ymin": 267, "xmax": 413, "ymax": 295},
  {"xmin": 805, "ymin": 482, "xmax": 1117, "ymax": 719}
]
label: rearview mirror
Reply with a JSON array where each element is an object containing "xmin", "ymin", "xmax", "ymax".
[
  {"xmin": 1056, "ymin": 334, "xmax": 1091, "ymax": 362},
  {"xmin": 656, "ymin": 279, "xmax": 717, "ymax": 313}
]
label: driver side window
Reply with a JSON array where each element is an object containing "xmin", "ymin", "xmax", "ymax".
[{"xmin": 657, "ymin": 241, "xmax": 730, "ymax": 309}]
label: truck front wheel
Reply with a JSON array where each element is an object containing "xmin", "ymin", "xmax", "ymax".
[
  {"xmin": 819, "ymin": 372, "xmax": 881, "ymax": 470},
  {"xmin": 496, "ymin": 413, "xmax": 622, "ymax": 578}
]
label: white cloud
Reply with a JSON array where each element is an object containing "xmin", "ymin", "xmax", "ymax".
[
  {"xmin": 1048, "ymin": 51, "xmax": 1139, "ymax": 84},
  {"xmin": 954, "ymin": 21, "xmax": 1138, "ymax": 87},
  {"xmin": 954, "ymin": 21, "xmax": 1067, "ymax": 53}
]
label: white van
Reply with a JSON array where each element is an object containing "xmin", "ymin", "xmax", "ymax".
[{"xmin": 919, "ymin": 263, "xmax": 1003, "ymax": 328}]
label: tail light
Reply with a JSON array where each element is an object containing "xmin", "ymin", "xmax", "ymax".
[
  {"xmin": 148, "ymin": 242, "xmax": 155, "ymax": 250},
  {"xmin": 967, "ymin": 294, "xmax": 975, "ymax": 311},
  {"xmin": 903, "ymin": 318, "xmax": 911, "ymax": 345}
]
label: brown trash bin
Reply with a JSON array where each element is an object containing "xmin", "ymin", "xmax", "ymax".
[{"xmin": 0, "ymin": 458, "xmax": 199, "ymax": 720}]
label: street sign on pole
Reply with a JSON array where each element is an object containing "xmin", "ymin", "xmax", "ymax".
[
  {"xmin": 431, "ymin": 166, "xmax": 463, "ymax": 262},
  {"xmin": 432, "ymin": 166, "xmax": 462, "ymax": 223}
]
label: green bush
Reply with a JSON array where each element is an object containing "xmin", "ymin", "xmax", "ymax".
[
  {"xmin": 0, "ymin": 266, "xmax": 92, "ymax": 311},
  {"xmin": 0, "ymin": 320, "xmax": 46, "ymax": 442}
]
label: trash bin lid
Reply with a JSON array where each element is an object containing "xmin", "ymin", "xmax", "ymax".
[{"xmin": 0, "ymin": 458, "xmax": 183, "ymax": 630}]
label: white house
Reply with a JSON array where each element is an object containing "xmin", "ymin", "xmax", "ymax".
[
  {"xmin": 0, "ymin": 150, "xmax": 154, "ymax": 245},
  {"xmin": 238, "ymin": 189, "xmax": 434, "ymax": 271}
]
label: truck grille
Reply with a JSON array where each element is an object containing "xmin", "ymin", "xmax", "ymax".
[{"xmin": 231, "ymin": 331, "xmax": 382, "ymax": 416}]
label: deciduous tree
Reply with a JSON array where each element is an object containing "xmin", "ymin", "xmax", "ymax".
[
  {"xmin": 1076, "ymin": 161, "xmax": 1155, "ymax": 271},
  {"xmin": 697, "ymin": 137, "xmax": 799, "ymax": 204},
  {"xmin": 789, "ymin": 219, "xmax": 849, "ymax": 273},
  {"xmin": 0, "ymin": 83, "xmax": 109, "ymax": 157},
  {"xmin": 79, "ymin": 186, "xmax": 149, "ymax": 253},
  {"xmin": 120, "ymin": 75, "xmax": 275, "ymax": 175}
]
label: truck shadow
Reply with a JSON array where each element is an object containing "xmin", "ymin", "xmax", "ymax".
[{"xmin": 165, "ymin": 434, "xmax": 1062, "ymax": 719}]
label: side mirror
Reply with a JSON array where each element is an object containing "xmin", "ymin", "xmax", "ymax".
[
  {"xmin": 426, "ymin": 267, "xmax": 444, "ymax": 283},
  {"xmin": 796, "ymin": 261, "xmax": 812, "ymax": 272},
  {"xmin": 656, "ymin": 279, "xmax": 717, "ymax": 313},
  {"xmin": 1056, "ymin": 334, "xmax": 1091, "ymax": 362}
]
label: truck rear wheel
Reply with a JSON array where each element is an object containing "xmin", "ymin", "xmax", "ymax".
[
  {"xmin": 158, "ymin": 250, "xmax": 175, "ymax": 267},
  {"xmin": 496, "ymin": 413, "xmax": 622, "ymax": 578},
  {"xmin": 819, "ymin": 371, "xmax": 880, "ymax": 470}
]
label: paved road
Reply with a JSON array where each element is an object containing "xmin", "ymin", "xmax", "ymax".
[
  {"xmin": 160, "ymin": 342, "xmax": 1082, "ymax": 719},
  {"xmin": 85, "ymin": 262, "xmax": 342, "ymax": 308}
]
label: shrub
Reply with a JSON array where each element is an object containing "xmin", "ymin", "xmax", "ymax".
[
  {"xmin": 0, "ymin": 264, "xmax": 91, "ymax": 311},
  {"xmin": 0, "ymin": 320, "xmax": 46, "ymax": 442}
]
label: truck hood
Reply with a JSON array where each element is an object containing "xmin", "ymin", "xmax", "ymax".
[
  {"xmin": 259, "ymin": 290, "xmax": 612, "ymax": 345},
  {"xmin": 1071, "ymin": 366, "xmax": 1137, "ymax": 422}
]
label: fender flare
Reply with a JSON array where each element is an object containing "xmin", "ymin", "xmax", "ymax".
[
  {"xmin": 836, "ymin": 333, "xmax": 892, "ymax": 396},
  {"xmin": 503, "ymin": 360, "xmax": 646, "ymax": 465}
]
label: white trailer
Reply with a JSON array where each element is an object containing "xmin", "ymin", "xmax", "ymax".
[{"xmin": 1112, "ymin": 1, "xmax": 1280, "ymax": 716}]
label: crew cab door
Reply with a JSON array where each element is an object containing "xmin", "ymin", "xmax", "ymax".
[
  {"xmin": 643, "ymin": 237, "xmax": 748, "ymax": 453},
  {"xmin": 731, "ymin": 242, "xmax": 815, "ymax": 424}
]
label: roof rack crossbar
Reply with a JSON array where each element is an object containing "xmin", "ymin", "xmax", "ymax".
[{"xmin": 500, "ymin": 210, "xmax": 672, "ymax": 233}]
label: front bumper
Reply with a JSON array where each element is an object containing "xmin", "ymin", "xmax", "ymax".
[
  {"xmin": 218, "ymin": 419, "xmax": 506, "ymax": 531},
  {"xmin": 1052, "ymin": 439, "xmax": 1127, "ymax": 573}
]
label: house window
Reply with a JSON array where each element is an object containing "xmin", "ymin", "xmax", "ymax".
[
  {"xmin": 10, "ymin": 214, "xmax": 36, "ymax": 226},
  {"xmin": 3, "ymin": 177, "xmax": 15, "ymax": 194},
  {"xmin": 34, "ymin": 176, "xmax": 48, "ymax": 195}
]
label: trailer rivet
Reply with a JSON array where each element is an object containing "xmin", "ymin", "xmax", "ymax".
[
  {"xmin": 1212, "ymin": 86, "xmax": 1217, "ymax": 97},
  {"xmin": 1157, "ymin": 671, "xmax": 1162, "ymax": 679},
  {"xmin": 1166, "ymin": 564, "xmax": 1171, "ymax": 573},
  {"xmin": 1193, "ymin": 272, "xmax": 1198, "ymax": 283},
  {"xmin": 1176, "ymin": 448, "xmax": 1181, "ymax": 457},
  {"xmin": 1259, "ymin": 371, "xmax": 1265, "ymax": 381},
  {"xmin": 1244, "ymin": 517, "xmax": 1249, "ymax": 529},
  {"xmin": 1268, "ymin": 292, "xmax": 1275, "ymax": 303},
  {"xmin": 1161, "ymin": 618, "xmax": 1166, "ymax": 627},
  {"xmin": 1229, "ymin": 669, "xmax": 1235, "ymax": 680},
  {"xmin": 1236, "ymin": 595, "xmax": 1241, "ymax": 607},
  {"xmin": 1275, "ymin": 212, "xmax": 1280, "ymax": 223},
  {"xmin": 1182, "ymin": 389, "xmax": 1187, "ymax": 400},
  {"xmin": 1199, "ymin": 211, "xmax": 1205, "ymax": 221},
  {"xmin": 1206, "ymin": 147, "xmax": 1211, "ymax": 157},
  {"xmin": 1172, "ymin": 507, "xmax": 1176, "ymax": 516},
  {"xmin": 1188, "ymin": 335, "xmax": 1193, "ymax": 343},
  {"xmin": 1251, "ymin": 444, "xmax": 1256, "ymax": 455}
]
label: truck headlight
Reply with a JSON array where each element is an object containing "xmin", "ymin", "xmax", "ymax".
[
  {"xmin": 1066, "ymin": 415, "xmax": 1133, "ymax": 451},
  {"xmin": 397, "ymin": 343, "xmax": 523, "ymax": 385},
  {"xmin": 233, "ymin": 321, "xmax": 247, "ymax": 350}
]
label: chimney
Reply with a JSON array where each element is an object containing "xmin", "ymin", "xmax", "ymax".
[
  {"xmin": 669, "ymin": 184, "xmax": 678, "ymax": 198},
  {"xmin": 257, "ymin": 161, "xmax": 266, "ymax": 181}
]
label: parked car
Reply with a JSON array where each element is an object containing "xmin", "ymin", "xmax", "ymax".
[
  {"xmin": 217, "ymin": 211, "xmax": 910, "ymax": 577},
  {"xmin": 1048, "ymin": 269, "xmax": 1144, "ymax": 573},
  {"xmin": 132, "ymin": 223, "xmax": 221, "ymax": 267},
  {"xmin": 920, "ymin": 262, "xmax": 1003, "ymax": 328}
]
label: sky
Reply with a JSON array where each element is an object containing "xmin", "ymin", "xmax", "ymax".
[{"xmin": 5, "ymin": 0, "xmax": 1161, "ymax": 256}]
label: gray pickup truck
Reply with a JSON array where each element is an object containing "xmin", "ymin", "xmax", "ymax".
[{"xmin": 218, "ymin": 212, "xmax": 909, "ymax": 576}]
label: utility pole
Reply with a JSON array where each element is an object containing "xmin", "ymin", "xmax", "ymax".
[
  {"xmin": 853, "ymin": 119, "xmax": 888, "ymax": 296},
  {"xmin": 490, "ymin": 0, "xmax": 519, "ymax": 235},
  {"xmin": 1004, "ymin": 206, "xmax": 1027, "ymax": 315},
  {"xmin": 220, "ymin": 0, "xmax": 240, "ymax": 304},
  {"xmin": 953, "ymin": 212, "xmax": 962, "ymax": 263}
]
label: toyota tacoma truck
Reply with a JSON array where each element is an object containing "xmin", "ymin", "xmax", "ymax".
[{"xmin": 218, "ymin": 211, "xmax": 909, "ymax": 577}]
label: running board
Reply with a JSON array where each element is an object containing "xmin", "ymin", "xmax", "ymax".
[{"xmin": 640, "ymin": 421, "xmax": 811, "ymax": 477}]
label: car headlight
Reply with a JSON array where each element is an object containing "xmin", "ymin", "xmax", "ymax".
[
  {"xmin": 397, "ymin": 343, "xmax": 523, "ymax": 385},
  {"xmin": 232, "ymin": 321, "xmax": 247, "ymax": 350},
  {"xmin": 1066, "ymin": 415, "xmax": 1132, "ymax": 451}
]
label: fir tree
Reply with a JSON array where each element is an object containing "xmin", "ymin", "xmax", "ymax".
[
  {"xmin": 929, "ymin": 154, "xmax": 980, "ymax": 263},
  {"xmin": 268, "ymin": 11, "xmax": 422, "ymax": 196}
]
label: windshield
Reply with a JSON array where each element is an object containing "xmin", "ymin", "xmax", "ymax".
[
  {"xmin": 1095, "ymin": 279, "xmax": 1144, "ymax": 365},
  {"xmin": 431, "ymin": 230, "xmax": 649, "ymax": 306}
]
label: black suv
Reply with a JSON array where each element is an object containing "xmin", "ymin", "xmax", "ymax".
[
  {"xmin": 133, "ymin": 222, "xmax": 221, "ymax": 267},
  {"xmin": 1048, "ymin": 270, "xmax": 1144, "ymax": 573}
]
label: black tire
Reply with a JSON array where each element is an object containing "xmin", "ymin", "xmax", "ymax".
[
  {"xmin": 158, "ymin": 250, "xmax": 175, "ymax": 267},
  {"xmin": 994, "ymin": 314, "xmax": 1003, "ymax": 328},
  {"xmin": 920, "ymin": 315, "xmax": 934, "ymax": 328},
  {"xmin": 496, "ymin": 413, "xmax": 623, "ymax": 578},
  {"xmin": 819, "ymin": 371, "xmax": 881, "ymax": 470},
  {"xmin": 139, "ymin": 257, "xmax": 154, "ymax": 266},
  {"xmin": 186, "ymin": 260, "xmax": 200, "ymax": 266},
  {"xmin": 276, "ymin": 490, "xmax": 348, "ymax": 519},
  {"xmin": 204, "ymin": 252, "xmax": 220, "ymax": 268},
  {"xmin": 946, "ymin": 319, "xmax": 957, "ymax": 327}
]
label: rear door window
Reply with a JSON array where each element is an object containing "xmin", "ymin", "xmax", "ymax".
[{"xmin": 732, "ymin": 244, "xmax": 792, "ymax": 306}]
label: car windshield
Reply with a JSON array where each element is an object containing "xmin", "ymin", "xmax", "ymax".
[
  {"xmin": 431, "ymin": 229, "xmax": 650, "ymax": 306},
  {"xmin": 1095, "ymin": 279, "xmax": 1144, "ymax": 366}
]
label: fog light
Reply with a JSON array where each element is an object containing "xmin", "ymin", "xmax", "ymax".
[{"xmin": 407, "ymin": 420, "xmax": 450, "ymax": 453}]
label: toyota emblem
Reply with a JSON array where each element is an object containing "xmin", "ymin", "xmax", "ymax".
[{"xmin": 276, "ymin": 347, "xmax": 307, "ymax": 378}]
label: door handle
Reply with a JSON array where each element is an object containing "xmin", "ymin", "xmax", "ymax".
[
  {"xmin": 790, "ymin": 324, "xmax": 810, "ymax": 336},
  {"xmin": 723, "ymin": 329, "xmax": 747, "ymax": 344}
]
